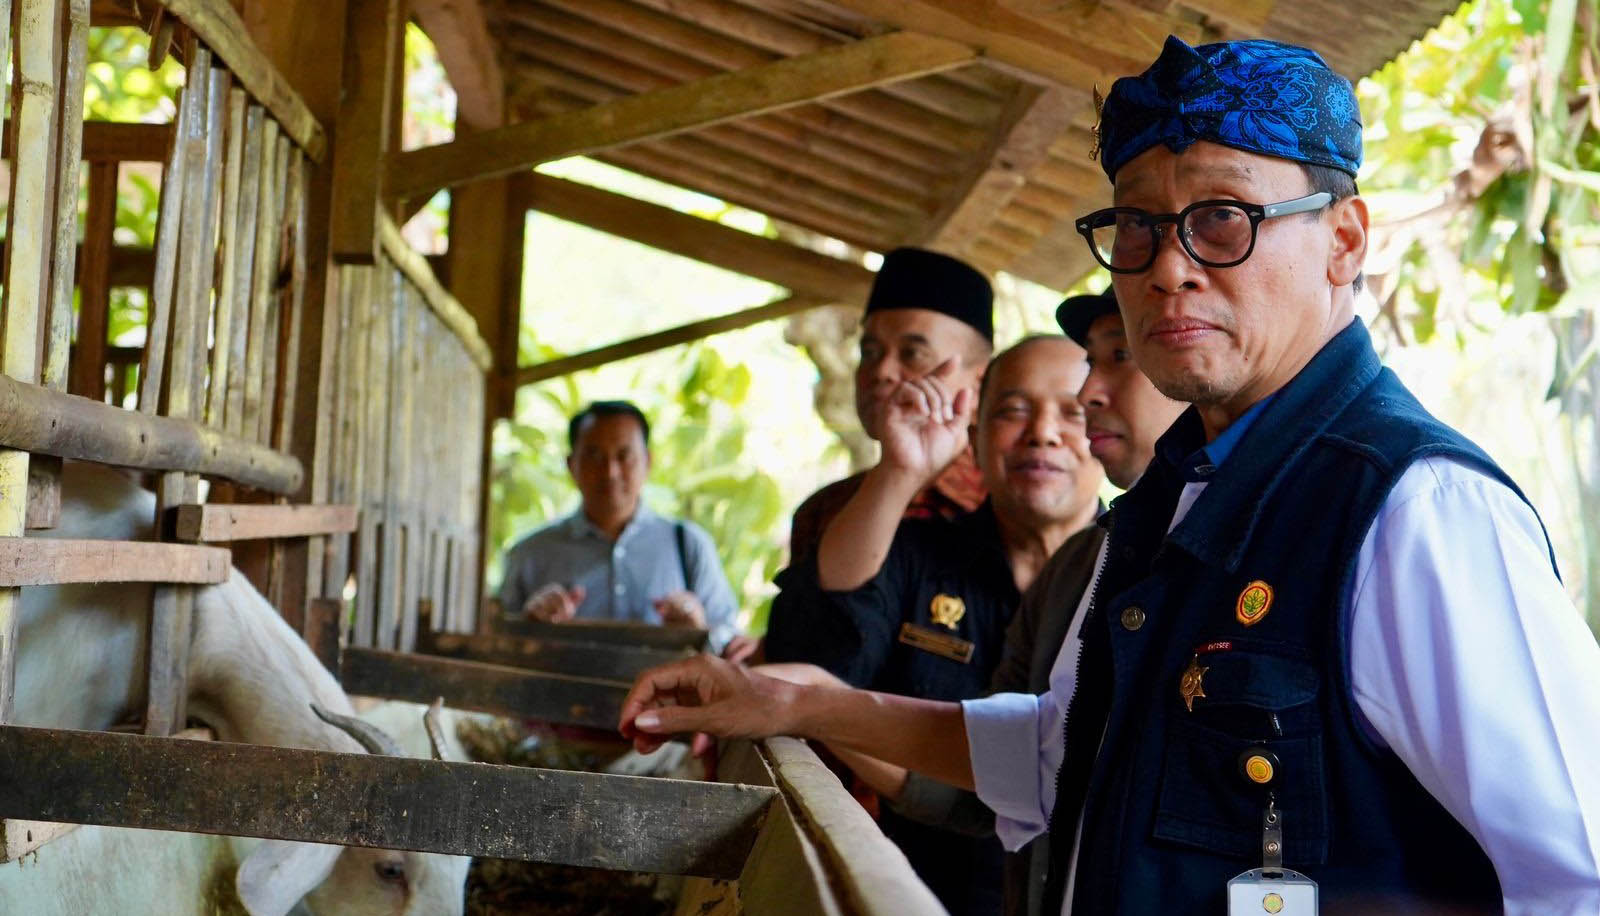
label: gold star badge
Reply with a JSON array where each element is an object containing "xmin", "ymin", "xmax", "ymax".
[
  {"xmin": 929, "ymin": 593, "xmax": 966, "ymax": 630},
  {"xmin": 1236, "ymin": 580, "xmax": 1274, "ymax": 627},
  {"xmin": 1179, "ymin": 654, "xmax": 1208, "ymax": 712}
]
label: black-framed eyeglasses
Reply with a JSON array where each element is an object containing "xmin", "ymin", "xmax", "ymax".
[{"xmin": 1074, "ymin": 192, "xmax": 1333, "ymax": 274}]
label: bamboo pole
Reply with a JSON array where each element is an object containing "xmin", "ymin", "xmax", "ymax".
[
  {"xmin": 0, "ymin": 0, "xmax": 57, "ymax": 723},
  {"xmin": 149, "ymin": 59, "xmax": 228, "ymax": 739},
  {"xmin": 257, "ymin": 134, "xmax": 291, "ymax": 447},
  {"xmin": 240, "ymin": 119, "xmax": 280, "ymax": 439},
  {"xmin": 141, "ymin": 50, "xmax": 208, "ymax": 415},
  {"xmin": 207, "ymin": 88, "xmax": 248, "ymax": 428},
  {"xmin": 223, "ymin": 106, "xmax": 265, "ymax": 436},
  {"xmin": 276, "ymin": 151, "xmax": 308, "ymax": 457},
  {"xmin": 45, "ymin": 0, "xmax": 90, "ymax": 395}
]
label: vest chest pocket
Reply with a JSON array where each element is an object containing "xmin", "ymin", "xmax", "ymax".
[{"xmin": 1151, "ymin": 651, "xmax": 1330, "ymax": 866}]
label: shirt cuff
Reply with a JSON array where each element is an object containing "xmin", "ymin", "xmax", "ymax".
[{"xmin": 963, "ymin": 692, "xmax": 1049, "ymax": 851}]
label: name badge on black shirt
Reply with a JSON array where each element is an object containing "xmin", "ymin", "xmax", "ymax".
[{"xmin": 899, "ymin": 622, "xmax": 975, "ymax": 663}]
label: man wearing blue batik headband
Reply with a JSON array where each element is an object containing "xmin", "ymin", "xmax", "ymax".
[{"xmin": 616, "ymin": 37, "xmax": 1600, "ymax": 915}]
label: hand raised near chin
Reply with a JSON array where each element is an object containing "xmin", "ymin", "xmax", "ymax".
[{"xmin": 878, "ymin": 358, "xmax": 975, "ymax": 482}]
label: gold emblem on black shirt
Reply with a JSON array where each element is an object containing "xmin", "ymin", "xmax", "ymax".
[{"xmin": 929, "ymin": 593, "xmax": 966, "ymax": 630}]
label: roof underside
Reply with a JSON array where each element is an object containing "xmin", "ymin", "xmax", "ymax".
[{"xmin": 481, "ymin": 0, "xmax": 1459, "ymax": 291}]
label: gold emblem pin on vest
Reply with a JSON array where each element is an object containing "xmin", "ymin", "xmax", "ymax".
[
  {"xmin": 929, "ymin": 593, "xmax": 966, "ymax": 630},
  {"xmin": 1179, "ymin": 654, "xmax": 1208, "ymax": 712},
  {"xmin": 1236, "ymin": 580, "xmax": 1274, "ymax": 627}
]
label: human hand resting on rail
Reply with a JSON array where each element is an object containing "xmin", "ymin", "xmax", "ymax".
[
  {"xmin": 522, "ymin": 583, "xmax": 585, "ymax": 622},
  {"xmin": 619, "ymin": 654, "xmax": 803, "ymax": 755},
  {"xmin": 653, "ymin": 590, "xmax": 707, "ymax": 629},
  {"xmin": 877, "ymin": 358, "xmax": 974, "ymax": 484}
]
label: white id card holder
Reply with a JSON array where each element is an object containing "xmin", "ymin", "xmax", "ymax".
[
  {"xmin": 1228, "ymin": 868, "xmax": 1318, "ymax": 915},
  {"xmin": 1228, "ymin": 796, "xmax": 1318, "ymax": 915}
]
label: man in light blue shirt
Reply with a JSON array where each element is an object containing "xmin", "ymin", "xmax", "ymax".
[{"xmin": 498, "ymin": 401, "xmax": 740, "ymax": 653}]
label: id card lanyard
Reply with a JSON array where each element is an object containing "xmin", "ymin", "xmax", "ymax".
[{"xmin": 1226, "ymin": 749, "xmax": 1319, "ymax": 914}]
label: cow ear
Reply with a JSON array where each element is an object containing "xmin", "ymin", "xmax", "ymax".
[{"xmin": 237, "ymin": 840, "xmax": 341, "ymax": 916}]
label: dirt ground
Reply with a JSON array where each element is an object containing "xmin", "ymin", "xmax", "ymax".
[{"xmin": 457, "ymin": 717, "xmax": 679, "ymax": 916}]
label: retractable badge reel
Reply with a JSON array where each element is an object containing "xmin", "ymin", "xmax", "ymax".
[{"xmin": 1227, "ymin": 748, "xmax": 1318, "ymax": 915}]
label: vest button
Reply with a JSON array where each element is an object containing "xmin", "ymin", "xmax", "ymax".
[{"xmin": 1119, "ymin": 605, "xmax": 1146, "ymax": 631}]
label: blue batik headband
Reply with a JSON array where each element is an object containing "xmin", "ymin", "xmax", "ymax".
[{"xmin": 1096, "ymin": 36, "xmax": 1362, "ymax": 182}]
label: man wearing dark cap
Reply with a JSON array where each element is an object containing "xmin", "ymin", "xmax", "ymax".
[
  {"xmin": 620, "ymin": 36, "xmax": 1600, "ymax": 914},
  {"xmin": 767, "ymin": 335, "xmax": 1102, "ymax": 915},
  {"xmin": 782, "ymin": 246, "xmax": 996, "ymax": 564},
  {"xmin": 1059, "ymin": 288, "xmax": 1186, "ymax": 490}
]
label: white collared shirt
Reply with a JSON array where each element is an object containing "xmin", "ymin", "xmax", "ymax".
[{"xmin": 963, "ymin": 456, "xmax": 1600, "ymax": 914}]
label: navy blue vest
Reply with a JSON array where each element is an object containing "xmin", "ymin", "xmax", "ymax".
[{"xmin": 1046, "ymin": 320, "xmax": 1553, "ymax": 913}]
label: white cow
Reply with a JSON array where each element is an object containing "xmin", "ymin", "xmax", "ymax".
[{"xmin": 10, "ymin": 461, "xmax": 470, "ymax": 915}]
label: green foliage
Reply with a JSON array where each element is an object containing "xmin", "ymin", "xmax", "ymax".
[
  {"xmin": 488, "ymin": 343, "xmax": 786, "ymax": 633},
  {"xmin": 1361, "ymin": 0, "xmax": 1600, "ymax": 625},
  {"xmin": 85, "ymin": 28, "xmax": 183, "ymax": 349}
]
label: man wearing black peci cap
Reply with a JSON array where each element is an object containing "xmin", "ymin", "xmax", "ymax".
[
  {"xmin": 766, "ymin": 334, "xmax": 1102, "ymax": 916},
  {"xmin": 780, "ymin": 247, "xmax": 996, "ymax": 567},
  {"xmin": 619, "ymin": 35, "xmax": 1600, "ymax": 915}
]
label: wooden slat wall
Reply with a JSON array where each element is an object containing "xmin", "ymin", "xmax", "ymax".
[{"xmin": 320, "ymin": 253, "xmax": 486, "ymax": 649}]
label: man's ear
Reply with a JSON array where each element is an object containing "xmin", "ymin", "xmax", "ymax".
[
  {"xmin": 1327, "ymin": 195, "xmax": 1368, "ymax": 288},
  {"xmin": 565, "ymin": 453, "xmax": 577, "ymax": 477}
]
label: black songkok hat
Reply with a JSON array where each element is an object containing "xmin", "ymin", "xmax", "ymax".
[
  {"xmin": 1055, "ymin": 287, "xmax": 1119, "ymax": 346},
  {"xmin": 865, "ymin": 247, "xmax": 993, "ymax": 342}
]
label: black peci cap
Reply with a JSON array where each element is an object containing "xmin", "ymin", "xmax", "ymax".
[
  {"xmin": 865, "ymin": 247, "xmax": 994, "ymax": 342},
  {"xmin": 1055, "ymin": 287, "xmax": 1119, "ymax": 346}
]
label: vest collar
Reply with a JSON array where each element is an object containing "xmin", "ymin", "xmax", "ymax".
[{"xmin": 1143, "ymin": 318, "xmax": 1383, "ymax": 573}]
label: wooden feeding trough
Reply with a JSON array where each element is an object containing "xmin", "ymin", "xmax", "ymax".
[{"xmin": 0, "ymin": 0, "xmax": 1466, "ymax": 912}]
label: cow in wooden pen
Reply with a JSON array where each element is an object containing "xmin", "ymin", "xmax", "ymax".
[{"xmin": 6, "ymin": 461, "xmax": 471, "ymax": 916}]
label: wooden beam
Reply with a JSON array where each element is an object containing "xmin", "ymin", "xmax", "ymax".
[
  {"xmin": 616, "ymin": 0, "xmax": 1004, "ymax": 124},
  {"xmin": 509, "ymin": 49, "xmax": 959, "ymax": 181},
  {"xmin": 410, "ymin": 0, "xmax": 504, "ymax": 129},
  {"xmin": 727, "ymin": 738, "xmax": 947, "ymax": 914},
  {"xmin": 387, "ymin": 31, "xmax": 976, "ymax": 200},
  {"xmin": 415, "ymin": 629, "xmax": 689, "ymax": 681},
  {"xmin": 0, "ymin": 538, "xmax": 229, "ymax": 587},
  {"xmin": 329, "ymin": 0, "xmax": 403, "ymax": 261},
  {"xmin": 596, "ymin": 145, "xmax": 891, "ymax": 252},
  {"xmin": 172, "ymin": 503, "xmax": 358, "ymax": 542},
  {"xmin": 498, "ymin": 617, "xmax": 709, "ymax": 652},
  {"xmin": 811, "ymin": 0, "xmax": 1202, "ymax": 88},
  {"xmin": 149, "ymin": 0, "xmax": 326, "ymax": 159},
  {"xmin": 0, "ymin": 725, "xmax": 773, "ymax": 878},
  {"xmin": 516, "ymin": 294, "xmax": 823, "ymax": 386},
  {"xmin": 513, "ymin": 172, "xmax": 875, "ymax": 301},
  {"xmin": 503, "ymin": 3, "xmax": 988, "ymax": 154},
  {"xmin": 923, "ymin": 82, "xmax": 1082, "ymax": 252},
  {"xmin": 1178, "ymin": 0, "xmax": 1277, "ymax": 32},
  {"xmin": 1, "ymin": 119, "xmax": 170, "ymax": 162},
  {"xmin": 0, "ymin": 374, "xmax": 304, "ymax": 493},
  {"xmin": 340, "ymin": 648, "xmax": 631, "ymax": 729}
]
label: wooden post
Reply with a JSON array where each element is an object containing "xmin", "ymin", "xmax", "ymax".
[
  {"xmin": 328, "ymin": 0, "xmax": 402, "ymax": 262},
  {"xmin": 71, "ymin": 161, "xmax": 118, "ymax": 402},
  {"xmin": 448, "ymin": 174, "xmax": 520, "ymax": 637},
  {"xmin": 304, "ymin": 597, "xmax": 343, "ymax": 676},
  {"xmin": 147, "ymin": 56, "xmax": 227, "ymax": 738}
]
